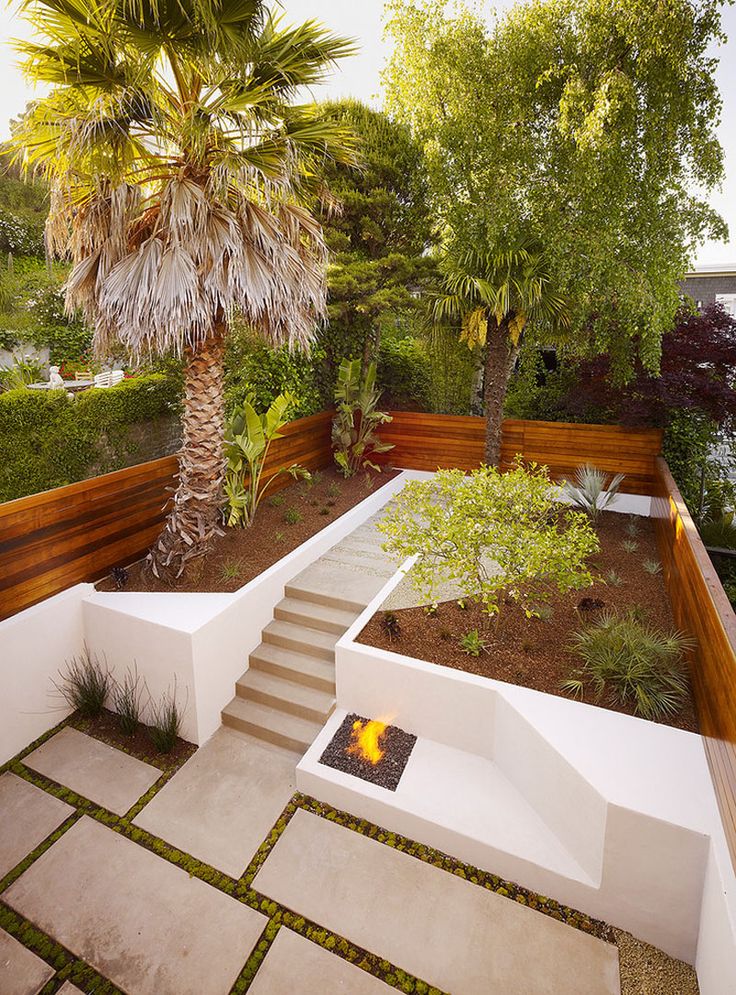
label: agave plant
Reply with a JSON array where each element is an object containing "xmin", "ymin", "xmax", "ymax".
[
  {"xmin": 332, "ymin": 358, "xmax": 394, "ymax": 477},
  {"xmin": 560, "ymin": 465, "xmax": 626, "ymax": 523},
  {"xmin": 10, "ymin": 0, "xmax": 356, "ymax": 577},
  {"xmin": 224, "ymin": 393, "xmax": 309, "ymax": 527}
]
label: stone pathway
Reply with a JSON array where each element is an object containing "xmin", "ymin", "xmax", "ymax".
[
  {"xmin": 0, "ymin": 928, "xmax": 54, "ymax": 995},
  {"xmin": 24, "ymin": 727, "xmax": 160, "ymax": 814},
  {"xmin": 133, "ymin": 727, "xmax": 296, "ymax": 878},
  {"xmin": 0, "ymin": 772, "xmax": 73, "ymax": 879},
  {"xmin": 253, "ymin": 808, "xmax": 621, "ymax": 995}
]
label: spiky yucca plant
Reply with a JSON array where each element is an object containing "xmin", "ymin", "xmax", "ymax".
[{"xmin": 11, "ymin": 0, "xmax": 356, "ymax": 577}]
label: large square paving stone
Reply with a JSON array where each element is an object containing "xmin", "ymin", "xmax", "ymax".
[
  {"xmin": 249, "ymin": 927, "xmax": 390, "ymax": 994},
  {"xmin": 134, "ymin": 728, "xmax": 296, "ymax": 877},
  {"xmin": 4, "ymin": 816, "xmax": 267, "ymax": 995},
  {"xmin": 0, "ymin": 928, "xmax": 54, "ymax": 995},
  {"xmin": 253, "ymin": 809, "xmax": 621, "ymax": 995},
  {"xmin": 24, "ymin": 727, "xmax": 160, "ymax": 815},
  {"xmin": 0, "ymin": 772, "xmax": 74, "ymax": 879}
]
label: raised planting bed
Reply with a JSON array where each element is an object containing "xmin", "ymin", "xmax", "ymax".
[
  {"xmin": 97, "ymin": 466, "xmax": 399, "ymax": 594},
  {"xmin": 357, "ymin": 509, "xmax": 699, "ymax": 732}
]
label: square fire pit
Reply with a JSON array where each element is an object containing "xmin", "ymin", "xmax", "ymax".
[{"xmin": 319, "ymin": 713, "xmax": 417, "ymax": 791}]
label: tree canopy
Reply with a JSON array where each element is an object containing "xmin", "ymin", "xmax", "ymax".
[{"xmin": 384, "ymin": 0, "xmax": 729, "ymax": 376}]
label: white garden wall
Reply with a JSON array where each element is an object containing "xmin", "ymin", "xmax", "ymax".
[{"xmin": 0, "ymin": 584, "xmax": 93, "ymax": 764}]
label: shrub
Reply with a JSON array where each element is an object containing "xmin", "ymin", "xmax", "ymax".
[
  {"xmin": 378, "ymin": 462, "xmax": 599, "ymax": 618},
  {"xmin": 561, "ymin": 610, "xmax": 692, "ymax": 720},
  {"xmin": 459, "ymin": 630, "xmax": 487, "ymax": 656},
  {"xmin": 111, "ymin": 667, "xmax": 142, "ymax": 736},
  {"xmin": 0, "ymin": 373, "xmax": 181, "ymax": 501},
  {"xmin": 223, "ymin": 393, "xmax": 309, "ymax": 527},
  {"xmin": 53, "ymin": 651, "xmax": 110, "ymax": 719},
  {"xmin": 378, "ymin": 336, "xmax": 432, "ymax": 410},
  {"xmin": 284, "ymin": 507, "xmax": 302, "ymax": 525},
  {"xmin": 147, "ymin": 685, "xmax": 184, "ymax": 753},
  {"xmin": 560, "ymin": 465, "xmax": 625, "ymax": 523},
  {"xmin": 332, "ymin": 358, "xmax": 394, "ymax": 476},
  {"xmin": 699, "ymin": 516, "xmax": 736, "ymax": 550}
]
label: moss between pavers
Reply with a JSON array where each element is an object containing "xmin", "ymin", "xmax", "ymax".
[{"xmin": 3, "ymin": 722, "xmax": 615, "ymax": 995}]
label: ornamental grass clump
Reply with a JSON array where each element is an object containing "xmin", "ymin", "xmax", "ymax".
[
  {"xmin": 147, "ymin": 685, "xmax": 184, "ymax": 754},
  {"xmin": 53, "ymin": 651, "xmax": 110, "ymax": 719},
  {"xmin": 561, "ymin": 465, "xmax": 625, "ymax": 523},
  {"xmin": 111, "ymin": 666, "xmax": 142, "ymax": 737},
  {"xmin": 561, "ymin": 610, "xmax": 692, "ymax": 720},
  {"xmin": 378, "ymin": 461, "xmax": 599, "ymax": 618}
]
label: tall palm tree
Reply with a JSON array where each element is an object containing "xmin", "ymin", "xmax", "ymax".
[
  {"xmin": 434, "ymin": 245, "xmax": 569, "ymax": 464},
  {"xmin": 11, "ymin": 0, "xmax": 356, "ymax": 578}
]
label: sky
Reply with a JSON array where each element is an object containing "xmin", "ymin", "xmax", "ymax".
[{"xmin": 0, "ymin": 0, "xmax": 734, "ymax": 266}]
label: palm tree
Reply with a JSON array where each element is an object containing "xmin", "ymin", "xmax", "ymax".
[
  {"xmin": 11, "ymin": 0, "xmax": 356, "ymax": 578},
  {"xmin": 434, "ymin": 245, "xmax": 569, "ymax": 464}
]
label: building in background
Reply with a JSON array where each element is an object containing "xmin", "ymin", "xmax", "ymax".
[{"xmin": 681, "ymin": 263, "xmax": 736, "ymax": 315}]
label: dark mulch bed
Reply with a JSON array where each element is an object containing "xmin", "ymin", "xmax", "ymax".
[
  {"xmin": 357, "ymin": 511, "xmax": 699, "ymax": 733},
  {"xmin": 70, "ymin": 708, "xmax": 196, "ymax": 773},
  {"xmin": 97, "ymin": 466, "xmax": 399, "ymax": 594},
  {"xmin": 319, "ymin": 713, "xmax": 417, "ymax": 791}
]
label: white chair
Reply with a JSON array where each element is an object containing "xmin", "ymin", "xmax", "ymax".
[{"xmin": 94, "ymin": 370, "xmax": 125, "ymax": 388}]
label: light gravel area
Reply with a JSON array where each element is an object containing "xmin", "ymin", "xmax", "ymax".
[{"xmin": 615, "ymin": 929, "xmax": 699, "ymax": 994}]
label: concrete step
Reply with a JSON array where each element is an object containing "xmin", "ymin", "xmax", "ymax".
[
  {"xmin": 262, "ymin": 619, "xmax": 339, "ymax": 662},
  {"xmin": 286, "ymin": 562, "xmax": 390, "ymax": 614},
  {"xmin": 273, "ymin": 597, "xmax": 356, "ymax": 636},
  {"xmin": 221, "ymin": 698, "xmax": 322, "ymax": 755},
  {"xmin": 250, "ymin": 642, "xmax": 335, "ymax": 694},
  {"xmin": 236, "ymin": 668, "xmax": 336, "ymax": 723},
  {"xmin": 319, "ymin": 550, "xmax": 395, "ymax": 576}
]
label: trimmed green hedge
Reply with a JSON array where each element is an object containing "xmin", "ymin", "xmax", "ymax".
[{"xmin": 0, "ymin": 374, "xmax": 182, "ymax": 502}]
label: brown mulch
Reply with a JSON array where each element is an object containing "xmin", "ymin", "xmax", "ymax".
[
  {"xmin": 97, "ymin": 466, "xmax": 399, "ymax": 594},
  {"xmin": 357, "ymin": 511, "xmax": 699, "ymax": 732},
  {"xmin": 69, "ymin": 708, "xmax": 197, "ymax": 773}
]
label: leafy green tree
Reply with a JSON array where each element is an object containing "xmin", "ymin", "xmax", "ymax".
[
  {"xmin": 378, "ymin": 462, "xmax": 599, "ymax": 618},
  {"xmin": 385, "ymin": 0, "xmax": 728, "ymax": 448},
  {"xmin": 12, "ymin": 0, "xmax": 355, "ymax": 578},
  {"xmin": 315, "ymin": 100, "xmax": 435, "ymax": 400}
]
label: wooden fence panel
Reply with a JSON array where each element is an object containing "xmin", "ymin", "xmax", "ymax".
[
  {"xmin": 652, "ymin": 457, "xmax": 736, "ymax": 867},
  {"xmin": 0, "ymin": 410, "xmax": 333, "ymax": 620},
  {"xmin": 376, "ymin": 413, "xmax": 663, "ymax": 494}
]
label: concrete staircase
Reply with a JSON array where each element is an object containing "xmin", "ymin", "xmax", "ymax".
[{"xmin": 221, "ymin": 513, "xmax": 397, "ymax": 755}]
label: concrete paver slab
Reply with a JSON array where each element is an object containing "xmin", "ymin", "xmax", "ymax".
[
  {"xmin": 134, "ymin": 727, "xmax": 296, "ymax": 877},
  {"xmin": 0, "ymin": 772, "xmax": 74, "ymax": 879},
  {"xmin": 4, "ymin": 816, "xmax": 266, "ymax": 995},
  {"xmin": 57, "ymin": 985, "xmax": 84, "ymax": 995},
  {"xmin": 249, "ymin": 927, "xmax": 391, "ymax": 994},
  {"xmin": 24, "ymin": 727, "xmax": 160, "ymax": 815},
  {"xmin": 253, "ymin": 809, "xmax": 621, "ymax": 995},
  {"xmin": 0, "ymin": 929, "xmax": 54, "ymax": 995}
]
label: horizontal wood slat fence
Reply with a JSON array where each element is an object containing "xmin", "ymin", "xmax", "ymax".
[
  {"xmin": 377, "ymin": 412, "xmax": 663, "ymax": 495},
  {"xmin": 652, "ymin": 457, "xmax": 736, "ymax": 869},
  {"xmin": 0, "ymin": 410, "xmax": 333, "ymax": 621}
]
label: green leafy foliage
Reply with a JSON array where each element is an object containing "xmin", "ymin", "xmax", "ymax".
[
  {"xmin": 0, "ymin": 373, "xmax": 181, "ymax": 501},
  {"xmin": 224, "ymin": 325, "xmax": 321, "ymax": 418},
  {"xmin": 53, "ymin": 652, "xmax": 111, "ymax": 719},
  {"xmin": 224, "ymin": 393, "xmax": 309, "ymax": 528},
  {"xmin": 699, "ymin": 515, "xmax": 736, "ymax": 550},
  {"xmin": 332, "ymin": 358, "xmax": 394, "ymax": 476},
  {"xmin": 459, "ymin": 629, "xmax": 487, "ymax": 656},
  {"xmin": 378, "ymin": 462, "xmax": 600, "ymax": 617},
  {"xmin": 561, "ymin": 610, "xmax": 692, "ymax": 720},
  {"xmin": 378, "ymin": 336, "xmax": 432, "ymax": 410}
]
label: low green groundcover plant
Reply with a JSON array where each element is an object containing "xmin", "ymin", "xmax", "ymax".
[
  {"xmin": 561, "ymin": 610, "xmax": 692, "ymax": 720},
  {"xmin": 378, "ymin": 461, "xmax": 599, "ymax": 618}
]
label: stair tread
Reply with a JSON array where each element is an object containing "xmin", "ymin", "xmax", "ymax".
[
  {"xmin": 274, "ymin": 597, "xmax": 357, "ymax": 633},
  {"xmin": 263, "ymin": 619, "xmax": 340, "ymax": 652},
  {"xmin": 286, "ymin": 561, "xmax": 389, "ymax": 612},
  {"xmin": 250, "ymin": 642, "xmax": 335, "ymax": 690},
  {"xmin": 237, "ymin": 668, "xmax": 336, "ymax": 711},
  {"xmin": 222, "ymin": 697, "xmax": 322, "ymax": 742}
]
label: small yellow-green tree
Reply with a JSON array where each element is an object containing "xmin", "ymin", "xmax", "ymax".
[{"xmin": 378, "ymin": 463, "xmax": 599, "ymax": 617}]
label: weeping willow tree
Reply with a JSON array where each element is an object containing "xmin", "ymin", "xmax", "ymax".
[
  {"xmin": 10, "ymin": 0, "xmax": 355, "ymax": 578},
  {"xmin": 434, "ymin": 245, "xmax": 568, "ymax": 464}
]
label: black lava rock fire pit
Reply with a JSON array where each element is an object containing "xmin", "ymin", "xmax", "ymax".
[{"xmin": 319, "ymin": 712, "xmax": 417, "ymax": 791}]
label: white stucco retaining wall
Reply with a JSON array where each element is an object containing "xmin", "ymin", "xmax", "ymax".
[
  {"xmin": 81, "ymin": 472, "xmax": 413, "ymax": 744},
  {"xmin": 0, "ymin": 584, "xmax": 93, "ymax": 764}
]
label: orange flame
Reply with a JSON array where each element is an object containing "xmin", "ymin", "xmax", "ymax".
[{"xmin": 347, "ymin": 719, "xmax": 387, "ymax": 765}]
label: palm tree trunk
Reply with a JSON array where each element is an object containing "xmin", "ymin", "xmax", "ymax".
[
  {"xmin": 148, "ymin": 330, "xmax": 226, "ymax": 579},
  {"xmin": 483, "ymin": 316, "xmax": 516, "ymax": 466}
]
